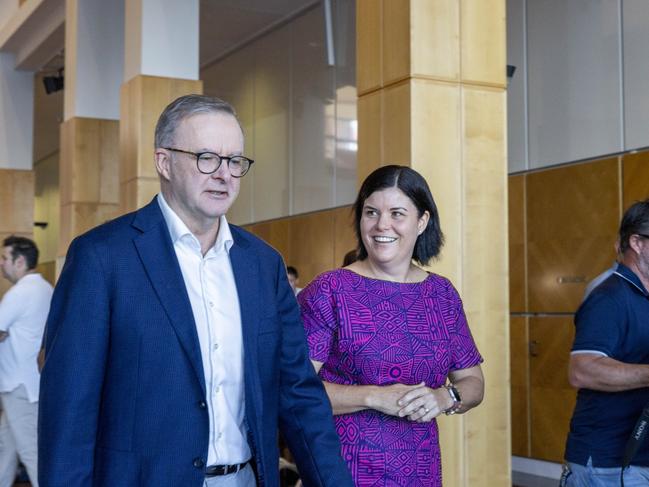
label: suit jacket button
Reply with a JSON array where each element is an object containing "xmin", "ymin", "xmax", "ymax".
[
  {"xmin": 198, "ymin": 400, "xmax": 207, "ymax": 409},
  {"xmin": 193, "ymin": 458, "xmax": 204, "ymax": 468}
]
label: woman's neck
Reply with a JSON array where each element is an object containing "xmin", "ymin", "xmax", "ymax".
[{"xmin": 350, "ymin": 258, "xmax": 426, "ymax": 283}]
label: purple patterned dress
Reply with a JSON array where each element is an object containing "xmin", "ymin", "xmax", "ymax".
[{"xmin": 298, "ymin": 269, "xmax": 483, "ymax": 487}]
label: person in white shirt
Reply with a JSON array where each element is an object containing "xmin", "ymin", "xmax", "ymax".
[{"xmin": 0, "ymin": 236, "xmax": 53, "ymax": 487}]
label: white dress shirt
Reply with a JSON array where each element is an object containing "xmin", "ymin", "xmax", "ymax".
[
  {"xmin": 158, "ymin": 193, "xmax": 250, "ymax": 466},
  {"xmin": 0, "ymin": 273, "xmax": 53, "ymax": 402}
]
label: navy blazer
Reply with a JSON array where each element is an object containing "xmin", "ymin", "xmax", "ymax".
[{"xmin": 38, "ymin": 199, "xmax": 352, "ymax": 487}]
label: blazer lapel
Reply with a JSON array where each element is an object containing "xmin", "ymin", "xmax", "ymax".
[
  {"xmin": 132, "ymin": 201, "xmax": 206, "ymax": 395},
  {"xmin": 229, "ymin": 228, "xmax": 263, "ymax": 418}
]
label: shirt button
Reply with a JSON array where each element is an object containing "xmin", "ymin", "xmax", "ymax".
[
  {"xmin": 213, "ymin": 343, "xmax": 219, "ymax": 351},
  {"xmin": 193, "ymin": 458, "xmax": 204, "ymax": 468},
  {"xmin": 214, "ymin": 385, "xmax": 220, "ymax": 393},
  {"xmin": 198, "ymin": 400, "xmax": 207, "ymax": 409},
  {"xmin": 209, "ymin": 301, "xmax": 214, "ymax": 307}
]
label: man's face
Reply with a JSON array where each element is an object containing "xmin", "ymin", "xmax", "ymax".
[
  {"xmin": 0, "ymin": 246, "xmax": 18, "ymax": 283},
  {"xmin": 156, "ymin": 112, "xmax": 244, "ymax": 230}
]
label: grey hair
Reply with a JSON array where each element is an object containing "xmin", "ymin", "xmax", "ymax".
[{"xmin": 154, "ymin": 94, "xmax": 239, "ymax": 148}]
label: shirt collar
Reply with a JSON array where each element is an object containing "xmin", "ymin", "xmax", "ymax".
[
  {"xmin": 157, "ymin": 193, "xmax": 234, "ymax": 253},
  {"xmin": 614, "ymin": 262, "xmax": 649, "ymax": 297}
]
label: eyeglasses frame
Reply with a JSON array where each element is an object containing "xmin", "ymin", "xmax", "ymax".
[{"xmin": 163, "ymin": 147, "xmax": 254, "ymax": 178}]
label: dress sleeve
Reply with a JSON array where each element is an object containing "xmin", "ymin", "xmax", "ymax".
[
  {"xmin": 445, "ymin": 280, "xmax": 484, "ymax": 371},
  {"xmin": 298, "ymin": 273, "xmax": 338, "ymax": 364}
]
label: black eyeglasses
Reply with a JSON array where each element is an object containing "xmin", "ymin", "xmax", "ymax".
[
  {"xmin": 163, "ymin": 147, "xmax": 254, "ymax": 178},
  {"xmin": 635, "ymin": 233, "xmax": 649, "ymax": 239}
]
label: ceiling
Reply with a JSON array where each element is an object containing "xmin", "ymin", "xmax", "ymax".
[{"xmin": 200, "ymin": 0, "xmax": 318, "ymax": 66}]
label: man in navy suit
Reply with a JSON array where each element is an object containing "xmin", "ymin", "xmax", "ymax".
[{"xmin": 38, "ymin": 95, "xmax": 353, "ymax": 487}]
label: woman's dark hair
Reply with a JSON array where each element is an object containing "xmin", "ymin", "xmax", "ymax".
[
  {"xmin": 619, "ymin": 198, "xmax": 649, "ymax": 253},
  {"xmin": 352, "ymin": 165, "xmax": 444, "ymax": 265}
]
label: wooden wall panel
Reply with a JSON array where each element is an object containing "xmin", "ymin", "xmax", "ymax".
[
  {"xmin": 59, "ymin": 118, "xmax": 120, "ymax": 257},
  {"xmin": 510, "ymin": 316, "xmax": 529, "ymax": 457},
  {"xmin": 529, "ymin": 316, "xmax": 576, "ymax": 462},
  {"xmin": 0, "ymin": 169, "xmax": 34, "ymax": 235},
  {"xmin": 410, "ymin": 79, "xmax": 461, "ymax": 282},
  {"xmin": 288, "ymin": 212, "xmax": 335, "ymax": 284},
  {"xmin": 0, "ymin": 169, "xmax": 34, "ymax": 299},
  {"xmin": 382, "ymin": 81, "xmax": 411, "ymax": 165},
  {"xmin": 244, "ymin": 206, "xmax": 356, "ymax": 288},
  {"xmin": 460, "ymin": 0, "xmax": 506, "ymax": 87},
  {"xmin": 120, "ymin": 75, "xmax": 202, "ymax": 214},
  {"xmin": 623, "ymin": 150, "xmax": 649, "ymax": 209},
  {"xmin": 526, "ymin": 158, "xmax": 619, "ymax": 312},
  {"xmin": 357, "ymin": 90, "xmax": 382, "ymax": 184},
  {"xmin": 247, "ymin": 219, "xmax": 291, "ymax": 265},
  {"xmin": 59, "ymin": 118, "xmax": 119, "ymax": 206},
  {"xmin": 382, "ymin": 0, "xmax": 410, "ymax": 85},
  {"xmin": 333, "ymin": 206, "xmax": 356, "ymax": 268},
  {"xmin": 356, "ymin": 0, "xmax": 382, "ymax": 94},
  {"xmin": 411, "ymin": 0, "xmax": 459, "ymax": 81},
  {"xmin": 508, "ymin": 175, "xmax": 526, "ymax": 312},
  {"xmin": 36, "ymin": 261, "xmax": 56, "ymax": 286}
]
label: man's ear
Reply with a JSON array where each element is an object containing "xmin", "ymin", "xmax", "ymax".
[
  {"xmin": 154, "ymin": 149, "xmax": 172, "ymax": 181},
  {"xmin": 628, "ymin": 234, "xmax": 645, "ymax": 256},
  {"xmin": 14, "ymin": 254, "xmax": 27, "ymax": 271}
]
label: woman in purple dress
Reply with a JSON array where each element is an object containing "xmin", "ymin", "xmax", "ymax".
[{"xmin": 298, "ymin": 165, "xmax": 484, "ymax": 486}]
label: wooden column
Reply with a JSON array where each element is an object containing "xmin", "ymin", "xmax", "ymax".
[
  {"xmin": 119, "ymin": 75, "xmax": 202, "ymax": 213},
  {"xmin": 357, "ymin": 1, "xmax": 510, "ymax": 485},
  {"xmin": 0, "ymin": 169, "xmax": 34, "ymax": 296},
  {"xmin": 58, "ymin": 118, "xmax": 120, "ymax": 258}
]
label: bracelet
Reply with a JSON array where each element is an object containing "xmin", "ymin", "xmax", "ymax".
[{"xmin": 443, "ymin": 384, "xmax": 462, "ymax": 415}]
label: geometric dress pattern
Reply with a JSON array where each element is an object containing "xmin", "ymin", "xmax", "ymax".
[{"xmin": 299, "ymin": 269, "xmax": 483, "ymax": 487}]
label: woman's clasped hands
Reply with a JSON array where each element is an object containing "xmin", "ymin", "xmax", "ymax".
[{"xmin": 369, "ymin": 382, "xmax": 453, "ymax": 423}]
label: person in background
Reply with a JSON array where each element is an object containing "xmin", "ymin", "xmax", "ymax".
[
  {"xmin": 562, "ymin": 199, "xmax": 649, "ymax": 486},
  {"xmin": 286, "ymin": 266, "xmax": 302, "ymax": 295},
  {"xmin": 0, "ymin": 236, "xmax": 53, "ymax": 487},
  {"xmin": 299, "ymin": 165, "xmax": 485, "ymax": 486}
]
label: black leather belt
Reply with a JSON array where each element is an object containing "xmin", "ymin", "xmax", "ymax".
[{"xmin": 205, "ymin": 461, "xmax": 249, "ymax": 477}]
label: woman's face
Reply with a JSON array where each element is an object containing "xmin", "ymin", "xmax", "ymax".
[{"xmin": 360, "ymin": 187, "xmax": 430, "ymax": 268}]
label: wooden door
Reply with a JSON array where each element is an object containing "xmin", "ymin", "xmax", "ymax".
[
  {"xmin": 529, "ymin": 316, "xmax": 577, "ymax": 462},
  {"xmin": 510, "ymin": 315, "xmax": 530, "ymax": 457}
]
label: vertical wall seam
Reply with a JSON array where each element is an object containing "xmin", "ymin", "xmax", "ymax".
[
  {"xmin": 288, "ymin": 21, "xmax": 295, "ymax": 217},
  {"xmin": 457, "ymin": 2, "xmax": 467, "ymax": 483},
  {"xmin": 523, "ymin": 0, "xmax": 530, "ymax": 171},
  {"xmin": 618, "ymin": 0, "xmax": 626, "ymax": 151}
]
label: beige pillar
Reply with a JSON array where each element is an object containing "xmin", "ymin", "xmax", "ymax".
[
  {"xmin": 357, "ymin": 1, "xmax": 510, "ymax": 485},
  {"xmin": 59, "ymin": 0, "xmax": 123, "ymax": 261},
  {"xmin": 120, "ymin": 76, "xmax": 202, "ymax": 213},
  {"xmin": 120, "ymin": 0, "xmax": 202, "ymax": 213},
  {"xmin": 58, "ymin": 118, "xmax": 120, "ymax": 256}
]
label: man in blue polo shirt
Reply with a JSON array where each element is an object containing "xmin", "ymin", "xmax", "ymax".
[{"xmin": 562, "ymin": 198, "xmax": 649, "ymax": 486}]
